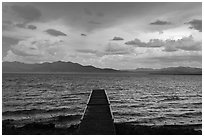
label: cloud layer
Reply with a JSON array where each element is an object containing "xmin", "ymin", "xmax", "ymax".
[
  {"xmin": 150, "ymin": 20, "xmax": 172, "ymax": 25},
  {"xmin": 185, "ymin": 19, "xmax": 202, "ymax": 32},
  {"xmin": 125, "ymin": 35, "xmax": 201, "ymax": 52},
  {"xmin": 4, "ymin": 38, "xmax": 67, "ymax": 63},
  {"xmin": 125, "ymin": 39, "xmax": 163, "ymax": 48},
  {"xmin": 2, "ymin": 2, "xmax": 202, "ymax": 69}
]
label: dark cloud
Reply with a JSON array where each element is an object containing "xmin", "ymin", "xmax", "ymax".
[
  {"xmin": 88, "ymin": 20, "xmax": 101, "ymax": 25},
  {"xmin": 45, "ymin": 29, "xmax": 67, "ymax": 37},
  {"xmin": 185, "ymin": 19, "xmax": 202, "ymax": 32},
  {"xmin": 112, "ymin": 36, "xmax": 124, "ymax": 41},
  {"xmin": 125, "ymin": 36, "xmax": 201, "ymax": 52},
  {"xmin": 11, "ymin": 5, "xmax": 41, "ymax": 21},
  {"xmin": 81, "ymin": 33, "xmax": 87, "ymax": 36},
  {"xmin": 4, "ymin": 21, "xmax": 37, "ymax": 30},
  {"xmin": 150, "ymin": 20, "xmax": 172, "ymax": 25},
  {"xmin": 28, "ymin": 24, "xmax": 37, "ymax": 30}
]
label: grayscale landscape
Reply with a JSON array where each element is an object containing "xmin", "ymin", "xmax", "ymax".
[{"xmin": 2, "ymin": 2, "xmax": 202, "ymax": 135}]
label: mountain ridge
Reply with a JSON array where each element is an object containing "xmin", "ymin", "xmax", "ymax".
[
  {"xmin": 125, "ymin": 66, "xmax": 202, "ymax": 75},
  {"xmin": 2, "ymin": 61, "xmax": 118, "ymax": 73},
  {"xmin": 2, "ymin": 61, "xmax": 202, "ymax": 74}
]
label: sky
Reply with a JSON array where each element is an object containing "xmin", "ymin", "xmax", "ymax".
[{"xmin": 2, "ymin": 2, "xmax": 202, "ymax": 69}]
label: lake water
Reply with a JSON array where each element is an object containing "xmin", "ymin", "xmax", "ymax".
[{"xmin": 2, "ymin": 73, "xmax": 202, "ymax": 128}]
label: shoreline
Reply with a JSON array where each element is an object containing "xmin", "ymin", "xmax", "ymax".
[{"xmin": 3, "ymin": 120, "xmax": 202, "ymax": 135}]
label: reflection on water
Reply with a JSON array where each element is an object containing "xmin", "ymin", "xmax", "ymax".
[{"xmin": 2, "ymin": 73, "xmax": 202, "ymax": 127}]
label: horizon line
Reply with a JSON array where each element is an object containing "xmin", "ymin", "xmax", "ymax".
[{"xmin": 2, "ymin": 61, "xmax": 202, "ymax": 70}]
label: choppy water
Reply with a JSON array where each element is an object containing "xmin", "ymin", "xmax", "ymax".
[{"xmin": 2, "ymin": 73, "xmax": 202, "ymax": 128}]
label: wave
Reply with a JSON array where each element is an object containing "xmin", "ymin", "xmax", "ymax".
[
  {"xmin": 52, "ymin": 114, "xmax": 82, "ymax": 122},
  {"xmin": 135, "ymin": 116, "xmax": 168, "ymax": 124},
  {"xmin": 192, "ymin": 102, "xmax": 202, "ymax": 105},
  {"xmin": 165, "ymin": 111, "xmax": 202, "ymax": 118},
  {"xmin": 2, "ymin": 107, "xmax": 74, "ymax": 116},
  {"xmin": 149, "ymin": 116, "xmax": 166, "ymax": 121},
  {"xmin": 129, "ymin": 103, "xmax": 152, "ymax": 108},
  {"xmin": 3, "ymin": 113, "xmax": 82, "ymax": 128},
  {"xmin": 113, "ymin": 111, "xmax": 144, "ymax": 117},
  {"xmin": 161, "ymin": 96, "xmax": 184, "ymax": 102}
]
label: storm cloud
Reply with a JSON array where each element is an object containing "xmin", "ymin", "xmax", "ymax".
[
  {"xmin": 112, "ymin": 36, "xmax": 124, "ymax": 41},
  {"xmin": 185, "ymin": 19, "xmax": 202, "ymax": 32},
  {"xmin": 81, "ymin": 33, "xmax": 87, "ymax": 36},
  {"xmin": 45, "ymin": 29, "xmax": 67, "ymax": 37},
  {"xmin": 150, "ymin": 20, "xmax": 172, "ymax": 25},
  {"xmin": 28, "ymin": 25, "xmax": 37, "ymax": 30}
]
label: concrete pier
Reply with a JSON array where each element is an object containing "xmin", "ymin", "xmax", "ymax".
[{"xmin": 78, "ymin": 89, "xmax": 115, "ymax": 135}]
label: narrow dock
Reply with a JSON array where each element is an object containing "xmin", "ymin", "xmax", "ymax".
[{"xmin": 78, "ymin": 89, "xmax": 115, "ymax": 135}]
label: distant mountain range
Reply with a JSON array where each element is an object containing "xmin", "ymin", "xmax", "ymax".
[
  {"xmin": 2, "ymin": 61, "xmax": 202, "ymax": 75},
  {"xmin": 2, "ymin": 61, "xmax": 118, "ymax": 73},
  {"xmin": 126, "ymin": 67, "xmax": 202, "ymax": 75}
]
